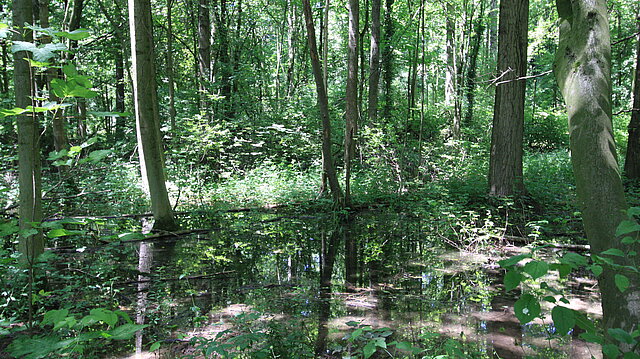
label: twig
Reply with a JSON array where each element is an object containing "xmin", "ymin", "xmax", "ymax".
[
  {"xmin": 613, "ymin": 30, "xmax": 640, "ymax": 46},
  {"xmin": 493, "ymin": 70, "xmax": 553, "ymax": 86},
  {"xmin": 614, "ymin": 108, "xmax": 640, "ymax": 116}
]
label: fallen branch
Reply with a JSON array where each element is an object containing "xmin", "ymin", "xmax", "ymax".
[
  {"xmin": 500, "ymin": 234, "xmax": 590, "ymax": 251},
  {"xmin": 118, "ymin": 271, "xmax": 235, "ymax": 285}
]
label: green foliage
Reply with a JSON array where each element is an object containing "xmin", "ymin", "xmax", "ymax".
[{"xmin": 7, "ymin": 308, "xmax": 144, "ymax": 359}]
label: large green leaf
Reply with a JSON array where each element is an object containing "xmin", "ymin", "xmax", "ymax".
[
  {"xmin": 616, "ymin": 220, "xmax": 640, "ymax": 237},
  {"xmin": 89, "ymin": 308, "xmax": 118, "ymax": 327},
  {"xmin": 498, "ymin": 253, "xmax": 531, "ymax": 268},
  {"xmin": 514, "ymin": 294, "xmax": 540, "ymax": 323},
  {"xmin": 608, "ymin": 328, "xmax": 635, "ymax": 345},
  {"xmin": 11, "ymin": 41, "xmax": 67, "ymax": 62},
  {"xmin": 551, "ymin": 306, "xmax": 575, "ymax": 335},
  {"xmin": 55, "ymin": 29, "xmax": 91, "ymax": 40},
  {"xmin": 615, "ymin": 274, "xmax": 630, "ymax": 293},
  {"xmin": 107, "ymin": 323, "xmax": 147, "ymax": 340},
  {"xmin": 503, "ymin": 270, "xmax": 522, "ymax": 292},
  {"xmin": 523, "ymin": 260, "xmax": 549, "ymax": 280}
]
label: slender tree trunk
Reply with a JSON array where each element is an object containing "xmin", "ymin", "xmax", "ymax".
[
  {"xmin": 488, "ymin": 0, "xmax": 528, "ymax": 196},
  {"xmin": 445, "ymin": 2, "xmax": 460, "ymax": 138},
  {"xmin": 381, "ymin": 0, "xmax": 393, "ymax": 121},
  {"xmin": 167, "ymin": 0, "xmax": 177, "ymax": 132},
  {"xmin": 197, "ymin": 0, "xmax": 211, "ymax": 118},
  {"xmin": 368, "ymin": 0, "xmax": 381, "ymax": 125},
  {"xmin": 322, "ymin": 0, "xmax": 329, "ymax": 91},
  {"xmin": 555, "ymin": 0, "xmax": 640, "ymax": 352},
  {"xmin": 344, "ymin": 0, "xmax": 359, "ymax": 206},
  {"xmin": 302, "ymin": 0, "xmax": 343, "ymax": 205},
  {"xmin": 286, "ymin": 0, "xmax": 297, "ymax": 97},
  {"xmin": 128, "ymin": 0, "xmax": 179, "ymax": 231},
  {"xmin": 464, "ymin": 2, "xmax": 485, "ymax": 125},
  {"xmin": 625, "ymin": 14, "xmax": 640, "ymax": 180},
  {"xmin": 358, "ymin": 0, "xmax": 368, "ymax": 115},
  {"xmin": 114, "ymin": 47, "xmax": 126, "ymax": 140},
  {"xmin": 14, "ymin": 0, "xmax": 44, "ymax": 262}
]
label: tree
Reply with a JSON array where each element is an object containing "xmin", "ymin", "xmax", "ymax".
[
  {"xmin": 344, "ymin": 0, "xmax": 359, "ymax": 206},
  {"xmin": 14, "ymin": 0, "xmax": 44, "ymax": 262},
  {"xmin": 301, "ymin": 0, "xmax": 343, "ymax": 205},
  {"xmin": 625, "ymin": 14, "xmax": 640, "ymax": 180},
  {"xmin": 554, "ymin": 0, "xmax": 640, "ymax": 350},
  {"xmin": 367, "ymin": 0, "xmax": 381, "ymax": 125},
  {"xmin": 128, "ymin": 0, "xmax": 178, "ymax": 231},
  {"xmin": 487, "ymin": 0, "xmax": 528, "ymax": 196},
  {"xmin": 197, "ymin": 0, "xmax": 211, "ymax": 118},
  {"xmin": 444, "ymin": 2, "xmax": 461, "ymax": 138}
]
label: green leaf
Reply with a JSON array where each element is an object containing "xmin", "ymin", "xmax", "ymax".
[
  {"xmin": 0, "ymin": 220, "xmax": 19, "ymax": 238},
  {"xmin": 622, "ymin": 236, "xmax": 637, "ymax": 245},
  {"xmin": 514, "ymin": 294, "xmax": 541, "ymax": 324},
  {"xmin": 503, "ymin": 270, "xmax": 522, "ymax": 291},
  {"xmin": 550, "ymin": 263, "xmax": 572, "ymax": 277},
  {"xmin": 0, "ymin": 107, "xmax": 28, "ymax": 117},
  {"xmin": 89, "ymin": 308, "xmax": 118, "ymax": 327},
  {"xmin": 118, "ymin": 232, "xmax": 145, "ymax": 241},
  {"xmin": 560, "ymin": 252, "xmax": 588, "ymax": 268},
  {"xmin": 523, "ymin": 260, "xmax": 549, "ymax": 280},
  {"xmin": 87, "ymin": 150, "xmax": 111, "ymax": 162},
  {"xmin": 579, "ymin": 332, "xmax": 603, "ymax": 344},
  {"xmin": 0, "ymin": 23, "xmax": 10, "ymax": 39},
  {"xmin": 590, "ymin": 265, "xmax": 603, "ymax": 277},
  {"xmin": 615, "ymin": 274, "xmax": 630, "ymax": 293},
  {"xmin": 150, "ymin": 342, "xmax": 161, "ymax": 351},
  {"xmin": 363, "ymin": 341, "xmax": 377, "ymax": 359},
  {"xmin": 41, "ymin": 309, "xmax": 70, "ymax": 327},
  {"xmin": 498, "ymin": 253, "xmax": 531, "ymax": 268},
  {"xmin": 609, "ymin": 328, "xmax": 635, "ymax": 344},
  {"xmin": 11, "ymin": 41, "xmax": 67, "ymax": 62},
  {"xmin": 601, "ymin": 248, "xmax": 625, "ymax": 257},
  {"xmin": 107, "ymin": 323, "xmax": 147, "ymax": 340},
  {"xmin": 88, "ymin": 111, "xmax": 131, "ymax": 118},
  {"xmin": 616, "ymin": 220, "xmax": 640, "ymax": 237},
  {"xmin": 46, "ymin": 228, "xmax": 69, "ymax": 238},
  {"xmin": 628, "ymin": 207, "xmax": 640, "ymax": 217},
  {"xmin": 55, "ymin": 29, "xmax": 91, "ymax": 40},
  {"xmin": 551, "ymin": 306, "xmax": 575, "ymax": 335},
  {"xmin": 603, "ymin": 344, "xmax": 621, "ymax": 359}
]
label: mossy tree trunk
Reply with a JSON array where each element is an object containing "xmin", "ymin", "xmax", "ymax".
[
  {"xmin": 554, "ymin": 0, "xmax": 640, "ymax": 350},
  {"xmin": 128, "ymin": 0, "xmax": 178, "ymax": 231}
]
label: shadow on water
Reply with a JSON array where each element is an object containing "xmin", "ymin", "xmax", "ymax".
[{"xmin": 124, "ymin": 210, "xmax": 601, "ymax": 358}]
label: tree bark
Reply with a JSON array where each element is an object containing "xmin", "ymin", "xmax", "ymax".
[
  {"xmin": 464, "ymin": 2, "xmax": 485, "ymax": 125},
  {"xmin": 14, "ymin": 0, "xmax": 44, "ymax": 262},
  {"xmin": 625, "ymin": 14, "xmax": 640, "ymax": 180},
  {"xmin": 381, "ymin": 0, "xmax": 394, "ymax": 121},
  {"xmin": 128, "ymin": 0, "xmax": 179, "ymax": 231},
  {"xmin": 367, "ymin": 0, "xmax": 381, "ymax": 125},
  {"xmin": 167, "ymin": 0, "xmax": 177, "ymax": 132},
  {"xmin": 344, "ymin": 0, "xmax": 359, "ymax": 206},
  {"xmin": 554, "ymin": 0, "xmax": 640, "ymax": 351},
  {"xmin": 197, "ymin": 0, "xmax": 211, "ymax": 118},
  {"xmin": 445, "ymin": 2, "xmax": 461, "ymax": 139},
  {"xmin": 302, "ymin": 0, "xmax": 343, "ymax": 206},
  {"xmin": 488, "ymin": 0, "xmax": 528, "ymax": 196}
]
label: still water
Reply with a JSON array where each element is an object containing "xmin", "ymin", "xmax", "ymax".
[{"xmin": 120, "ymin": 210, "xmax": 601, "ymax": 358}]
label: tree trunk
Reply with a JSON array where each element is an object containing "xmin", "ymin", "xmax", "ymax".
[
  {"xmin": 488, "ymin": 0, "xmax": 528, "ymax": 196},
  {"xmin": 344, "ymin": 0, "xmax": 359, "ymax": 206},
  {"xmin": 14, "ymin": 0, "xmax": 44, "ymax": 262},
  {"xmin": 464, "ymin": 2, "xmax": 485, "ymax": 125},
  {"xmin": 302, "ymin": 0, "xmax": 343, "ymax": 205},
  {"xmin": 197, "ymin": 0, "xmax": 211, "ymax": 118},
  {"xmin": 167, "ymin": 0, "xmax": 177, "ymax": 133},
  {"xmin": 555, "ymin": 0, "xmax": 640, "ymax": 351},
  {"xmin": 381, "ymin": 0, "xmax": 393, "ymax": 121},
  {"xmin": 128, "ymin": 0, "xmax": 179, "ymax": 231},
  {"xmin": 625, "ymin": 14, "xmax": 640, "ymax": 180},
  {"xmin": 445, "ymin": 2, "xmax": 460, "ymax": 138},
  {"xmin": 367, "ymin": 0, "xmax": 381, "ymax": 125}
]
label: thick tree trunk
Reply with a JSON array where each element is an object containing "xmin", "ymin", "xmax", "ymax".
[
  {"xmin": 302, "ymin": 0, "xmax": 343, "ymax": 205},
  {"xmin": 368, "ymin": 0, "xmax": 381, "ymax": 125},
  {"xmin": 14, "ymin": 0, "xmax": 44, "ymax": 262},
  {"xmin": 554, "ymin": 0, "xmax": 640, "ymax": 351},
  {"xmin": 488, "ymin": 0, "xmax": 528, "ymax": 196},
  {"xmin": 344, "ymin": 0, "xmax": 359, "ymax": 206},
  {"xmin": 625, "ymin": 16, "xmax": 640, "ymax": 180},
  {"xmin": 128, "ymin": 0, "xmax": 179, "ymax": 231}
]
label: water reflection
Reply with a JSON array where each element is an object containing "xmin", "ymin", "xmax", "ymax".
[{"xmin": 121, "ymin": 211, "xmax": 601, "ymax": 358}]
